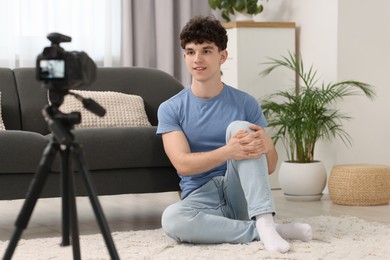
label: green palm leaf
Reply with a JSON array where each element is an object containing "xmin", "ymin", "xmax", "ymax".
[{"xmin": 259, "ymin": 52, "xmax": 375, "ymax": 163}]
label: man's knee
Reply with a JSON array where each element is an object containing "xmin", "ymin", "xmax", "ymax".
[
  {"xmin": 162, "ymin": 204, "xmax": 178, "ymax": 237},
  {"xmin": 162, "ymin": 203, "xmax": 189, "ymax": 242},
  {"xmin": 226, "ymin": 120, "xmax": 252, "ymax": 140}
]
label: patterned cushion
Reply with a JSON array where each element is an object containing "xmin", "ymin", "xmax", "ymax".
[{"xmin": 59, "ymin": 90, "xmax": 151, "ymax": 128}]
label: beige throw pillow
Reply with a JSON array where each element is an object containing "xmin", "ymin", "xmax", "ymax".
[
  {"xmin": 59, "ymin": 90, "xmax": 151, "ymax": 128},
  {"xmin": 0, "ymin": 92, "xmax": 5, "ymax": 130}
]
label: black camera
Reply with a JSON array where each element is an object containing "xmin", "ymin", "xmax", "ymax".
[{"xmin": 36, "ymin": 33, "xmax": 97, "ymax": 90}]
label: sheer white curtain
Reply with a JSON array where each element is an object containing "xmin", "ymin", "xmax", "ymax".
[{"xmin": 0, "ymin": 0, "xmax": 121, "ymax": 68}]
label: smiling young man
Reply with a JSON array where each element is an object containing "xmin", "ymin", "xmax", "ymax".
[{"xmin": 157, "ymin": 16, "xmax": 312, "ymax": 253}]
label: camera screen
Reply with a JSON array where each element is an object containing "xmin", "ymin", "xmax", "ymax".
[{"xmin": 39, "ymin": 59, "xmax": 65, "ymax": 79}]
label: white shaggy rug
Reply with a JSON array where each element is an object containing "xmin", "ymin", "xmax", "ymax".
[{"xmin": 1, "ymin": 215, "xmax": 389, "ymax": 260}]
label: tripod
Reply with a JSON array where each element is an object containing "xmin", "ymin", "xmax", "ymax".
[{"xmin": 3, "ymin": 92, "xmax": 120, "ymax": 260}]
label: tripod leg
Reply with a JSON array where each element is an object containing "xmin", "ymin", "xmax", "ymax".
[
  {"xmin": 71, "ymin": 143, "xmax": 120, "ymax": 260},
  {"xmin": 60, "ymin": 146, "xmax": 82, "ymax": 260},
  {"xmin": 3, "ymin": 142, "xmax": 59, "ymax": 260},
  {"xmin": 67, "ymin": 156, "xmax": 82, "ymax": 260},
  {"xmin": 61, "ymin": 147, "xmax": 70, "ymax": 246}
]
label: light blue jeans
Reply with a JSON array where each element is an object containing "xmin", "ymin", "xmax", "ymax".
[{"xmin": 161, "ymin": 121, "xmax": 276, "ymax": 244}]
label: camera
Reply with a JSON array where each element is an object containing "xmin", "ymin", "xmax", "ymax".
[{"xmin": 36, "ymin": 33, "xmax": 97, "ymax": 90}]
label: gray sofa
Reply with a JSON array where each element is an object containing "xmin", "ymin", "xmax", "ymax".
[{"xmin": 0, "ymin": 67, "xmax": 183, "ymax": 200}]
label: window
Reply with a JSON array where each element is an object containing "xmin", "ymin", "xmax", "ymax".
[{"xmin": 0, "ymin": 0, "xmax": 121, "ymax": 68}]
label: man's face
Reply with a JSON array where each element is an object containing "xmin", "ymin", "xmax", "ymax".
[{"xmin": 183, "ymin": 41, "xmax": 227, "ymax": 83}]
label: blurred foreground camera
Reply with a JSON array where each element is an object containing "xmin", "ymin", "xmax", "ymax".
[
  {"xmin": 36, "ymin": 33, "xmax": 97, "ymax": 90},
  {"xmin": 35, "ymin": 33, "xmax": 105, "ymax": 126},
  {"xmin": 4, "ymin": 33, "xmax": 117, "ymax": 260}
]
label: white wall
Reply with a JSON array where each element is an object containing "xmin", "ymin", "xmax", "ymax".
[
  {"xmin": 255, "ymin": 0, "xmax": 338, "ymax": 82},
  {"xmin": 336, "ymin": 0, "xmax": 390, "ymax": 166}
]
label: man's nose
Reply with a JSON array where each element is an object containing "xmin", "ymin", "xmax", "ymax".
[{"xmin": 194, "ymin": 52, "xmax": 202, "ymax": 62}]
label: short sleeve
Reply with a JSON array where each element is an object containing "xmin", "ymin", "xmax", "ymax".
[
  {"xmin": 156, "ymin": 100, "xmax": 182, "ymax": 135},
  {"xmin": 246, "ymin": 95, "xmax": 268, "ymax": 128}
]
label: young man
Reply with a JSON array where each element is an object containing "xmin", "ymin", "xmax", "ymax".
[{"xmin": 157, "ymin": 16, "xmax": 312, "ymax": 253}]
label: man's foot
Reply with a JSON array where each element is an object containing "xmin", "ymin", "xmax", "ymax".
[
  {"xmin": 276, "ymin": 222, "xmax": 313, "ymax": 242},
  {"xmin": 256, "ymin": 214, "xmax": 290, "ymax": 253}
]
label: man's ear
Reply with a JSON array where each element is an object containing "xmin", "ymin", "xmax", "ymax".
[{"xmin": 220, "ymin": 50, "xmax": 228, "ymax": 64}]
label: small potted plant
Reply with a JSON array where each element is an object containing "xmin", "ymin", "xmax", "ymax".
[
  {"xmin": 259, "ymin": 52, "xmax": 375, "ymax": 200},
  {"xmin": 208, "ymin": 0, "xmax": 265, "ymax": 22}
]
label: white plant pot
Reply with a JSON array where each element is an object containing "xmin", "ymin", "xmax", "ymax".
[
  {"xmin": 278, "ymin": 161, "xmax": 327, "ymax": 201},
  {"xmin": 233, "ymin": 12, "xmax": 254, "ymax": 22}
]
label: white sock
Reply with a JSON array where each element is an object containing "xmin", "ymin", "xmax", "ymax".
[
  {"xmin": 276, "ymin": 222, "xmax": 313, "ymax": 242},
  {"xmin": 256, "ymin": 214, "xmax": 290, "ymax": 253}
]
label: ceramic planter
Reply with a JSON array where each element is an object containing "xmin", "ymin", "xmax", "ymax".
[
  {"xmin": 234, "ymin": 12, "xmax": 254, "ymax": 21},
  {"xmin": 278, "ymin": 161, "xmax": 327, "ymax": 201}
]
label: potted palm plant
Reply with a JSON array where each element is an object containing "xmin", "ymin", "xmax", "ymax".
[
  {"xmin": 208, "ymin": 0, "xmax": 265, "ymax": 22},
  {"xmin": 259, "ymin": 52, "xmax": 375, "ymax": 200}
]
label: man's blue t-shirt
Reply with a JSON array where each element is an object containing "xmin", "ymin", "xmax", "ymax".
[{"xmin": 157, "ymin": 84, "xmax": 267, "ymax": 198}]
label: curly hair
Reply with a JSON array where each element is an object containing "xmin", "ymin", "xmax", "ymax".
[{"xmin": 179, "ymin": 16, "xmax": 228, "ymax": 51}]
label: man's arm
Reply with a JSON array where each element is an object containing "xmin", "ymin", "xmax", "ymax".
[
  {"xmin": 162, "ymin": 126, "xmax": 276, "ymax": 176},
  {"xmin": 265, "ymin": 147, "xmax": 278, "ymax": 174},
  {"xmin": 161, "ymin": 131, "xmax": 226, "ymax": 176}
]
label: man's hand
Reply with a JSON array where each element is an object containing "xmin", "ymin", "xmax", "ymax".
[
  {"xmin": 227, "ymin": 125, "xmax": 269, "ymax": 157},
  {"xmin": 247, "ymin": 124, "xmax": 274, "ymax": 154},
  {"xmin": 225, "ymin": 124, "xmax": 278, "ymax": 174}
]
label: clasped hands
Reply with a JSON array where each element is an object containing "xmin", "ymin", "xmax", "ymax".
[{"xmin": 227, "ymin": 124, "xmax": 272, "ymax": 160}]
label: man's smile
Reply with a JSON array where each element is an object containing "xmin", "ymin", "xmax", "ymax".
[{"xmin": 194, "ymin": 66, "xmax": 206, "ymax": 71}]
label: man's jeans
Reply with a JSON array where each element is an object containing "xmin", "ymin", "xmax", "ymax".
[{"xmin": 161, "ymin": 121, "xmax": 276, "ymax": 244}]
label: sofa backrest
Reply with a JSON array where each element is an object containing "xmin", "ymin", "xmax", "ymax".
[
  {"xmin": 12, "ymin": 67, "xmax": 184, "ymax": 135},
  {"xmin": 0, "ymin": 68, "xmax": 22, "ymax": 130}
]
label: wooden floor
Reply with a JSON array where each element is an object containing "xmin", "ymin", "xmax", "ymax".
[{"xmin": 0, "ymin": 190, "xmax": 389, "ymax": 242}]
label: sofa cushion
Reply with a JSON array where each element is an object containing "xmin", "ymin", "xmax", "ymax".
[
  {"xmin": 0, "ymin": 131, "xmax": 49, "ymax": 173},
  {"xmin": 0, "ymin": 68, "xmax": 22, "ymax": 130},
  {"xmin": 0, "ymin": 92, "xmax": 5, "ymax": 130},
  {"xmin": 59, "ymin": 90, "xmax": 151, "ymax": 128},
  {"xmin": 48, "ymin": 126, "xmax": 173, "ymax": 172}
]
